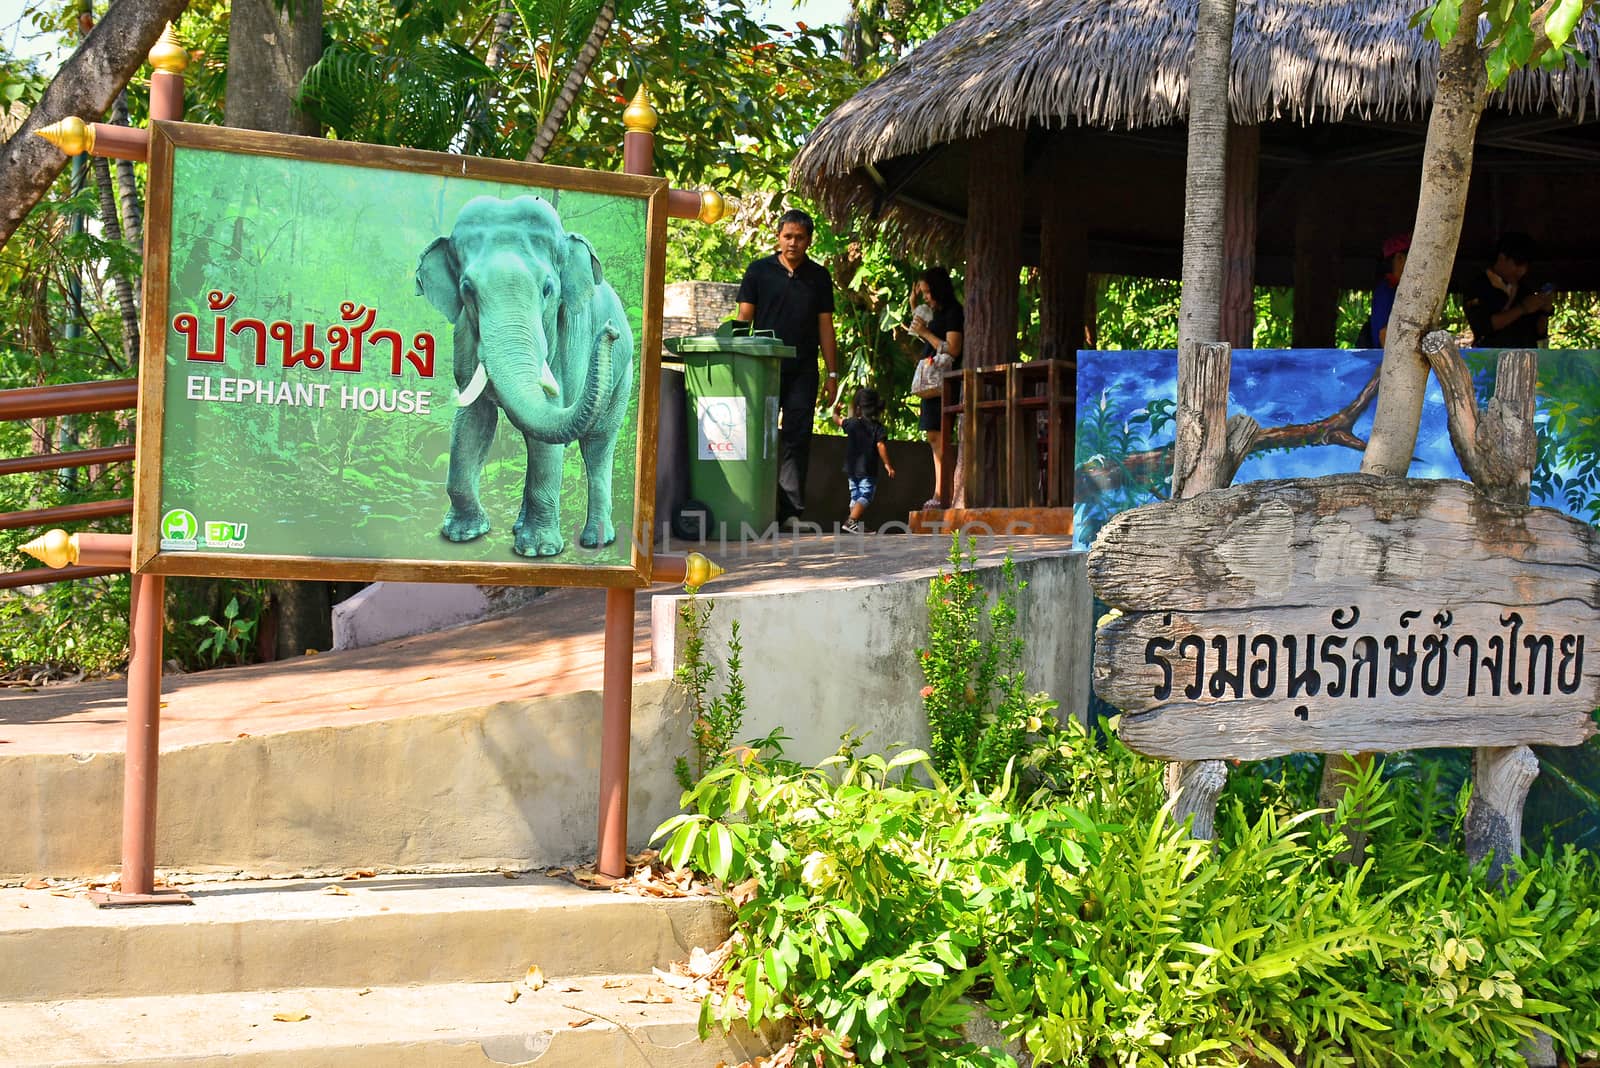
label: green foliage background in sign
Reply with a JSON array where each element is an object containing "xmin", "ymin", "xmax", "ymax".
[{"xmin": 159, "ymin": 146, "xmax": 647, "ymax": 568}]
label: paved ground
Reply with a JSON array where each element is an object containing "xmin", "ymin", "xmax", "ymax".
[{"xmin": 0, "ymin": 534, "xmax": 1076, "ymax": 755}]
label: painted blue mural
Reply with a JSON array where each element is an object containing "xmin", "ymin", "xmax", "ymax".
[
  {"xmin": 1074, "ymin": 348, "xmax": 1600, "ymax": 551},
  {"xmin": 1075, "ymin": 346, "xmax": 1600, "ymax": 850}
]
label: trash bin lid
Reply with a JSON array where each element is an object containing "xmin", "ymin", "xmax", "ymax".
[{"xmin": 663, "ymin": 322, "xmax": 795, "ymax": 359}]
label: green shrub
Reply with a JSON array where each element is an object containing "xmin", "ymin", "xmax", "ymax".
[
  {"xmin": 655, "ymin": 724, "xmax": 1600, "ymax": 1067},
  {"xmin": 920, "ymin": 536, "xmax": 1056, "ymax": 793},
  {"xmin": 672, "ymin": 593, "xmax": 746, "ymax": 790}
]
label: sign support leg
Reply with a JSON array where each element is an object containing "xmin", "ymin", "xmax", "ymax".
[{"xmin": 596, "ymin": 586, "xmax": 636, "ymax": 880}]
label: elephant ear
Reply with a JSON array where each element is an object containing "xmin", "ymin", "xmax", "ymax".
[
  {"xmin": 561, "ymin": 233, "xmax": 603, "ymax": 305},
  {"xmin": 416, "ymin": 237, "xmax": 462, "ymax": 324}
]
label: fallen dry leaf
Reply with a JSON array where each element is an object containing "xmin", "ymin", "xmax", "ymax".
[
  {"xmin": 522, "ymin": 965, "xmax": 547, "ymax": 991},
  {"xmin": 601, "ymin": 977, "xmax": 630, "ymax": 989},
  {"xmin": 16, "ymin": 902, "xmax": 27, "ymax": 909},
  {"xmin": 347, "ymin": 704, "xmax": 367, "ymax": 710},
  {"xmin": 545, "ymin": 867, "xmax": 569, "ymax": 878},
  {"xmin": 343, "ymin": 870, "xmax": 376, "ymax": 880},
  {"xmin": 500, "ymin": 870, "xmax": 519, "ymax": 879},
  {"xmin": 22, "ymin": 878, "xmax": 48, "ymax": 891},
  {"xmin": 272, "ymin": 1012, "xmax": 310, "ymax": 1023},
  {"xmin": 567, "ymin": 1016, "xmax": 595, "ymax": 1028},
  {"xmin": 356, "ymin": 988, "xmax": 371, "ymax": 996},
  {"xmin": 653, "ymin": 968, "xmax": 696, "ymax": 990},
  {"xmin": 236, "ymin": 733, "xmax": 250, "ymax": 739},
  {"xmin": 303, "ymin": 649, "xmax": 319, "ymax": 656},
  {"xmin": 556, "ymin": 983, "xmax": 582, "ymax": 993},
  {"xmin": 323, "ymin": 885, "xmax": 350, "ymax": 896},
  {"xmin": 645, "ymin": 991, "xmax": 673, "ymax": 1004},
  {"xmin": 475, "ymin": 654, "xmax": 498, "ymax": 661},
  {"xmin": 49, "ymin": 890, "xmax": 76, "ymax": 898},
  {"xmin": 487, "ymin": 672, "xmax": 504, "ymax": 679},
  {"xmin": 504, "ymin": 984, "xmax": 521, "ymax": 1004}
]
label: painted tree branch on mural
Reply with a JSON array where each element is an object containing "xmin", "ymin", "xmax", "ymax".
[{"xmin": 1075, "ymin": 365, "xmax": 1382, "ymax": 504}]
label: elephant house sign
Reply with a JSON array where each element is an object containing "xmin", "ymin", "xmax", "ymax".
[
  {"xmin": 1089, "ymin": 474, "xmax": 1600, "ymax": 761},
  {"xmin": 134, "ymin": 122, "xmax": 668, "ymax": 588}
]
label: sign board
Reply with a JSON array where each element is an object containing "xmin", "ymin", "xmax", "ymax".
[
  {"xmin": 134, "ymin": 122, "xmax": 669, "ymax": 588},
  {"xmin": 1089, "ymin": 474, "xmax": 1600, "ymax": 760}
]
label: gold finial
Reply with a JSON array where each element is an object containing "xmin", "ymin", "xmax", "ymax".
[
  {"xmin": 34, "ymin": 116, "xmax": 93, "ymax": 156},
  {"xmin": 683, "ymin": 552, "xmax": 724, "ymax": 592},
  {"xmin": 697, "ymin": 189, "xmax": 727, "ymax": 225},
  {"xmin": 149, "ymin": 23, "xmax": 188, "ymax": 73},
  {"xmin": 21, "ymin": 529, "xmax": 77, "ymax": 569},
  {"xmin": 623, "ymin": 83, "xmax": 658, "ymax": 134}
]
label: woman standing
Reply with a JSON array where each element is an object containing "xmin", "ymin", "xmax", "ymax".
[{"xmin": 908, "ymin": 267, "xmax": 963, "ymax": 510}]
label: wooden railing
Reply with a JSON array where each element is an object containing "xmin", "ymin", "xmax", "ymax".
[{"xmin": 0, "ymin": 377, "xmax": 137, "ymax": 589}]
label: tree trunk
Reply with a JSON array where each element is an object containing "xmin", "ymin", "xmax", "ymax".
[
  {"xmin": 1177, "ymin": 0, "xmax": 1236, "ymax": 348},
  {"xmin": 469, "ymin": 0, "xmax": 517, "ymax": 155},
  {"xmin": 91, "ymin": 154, "xmax": 140, "ymax": 364},
  {"xmin": 224, "ymin": 0, "xmax": 324, "ymax": 135},
  {"xmin": 954, "ymin": 126, "xmax": 1025, "ymax": 509},
  {"xmin": 0, "ymin": 0, "xmax": 189, "ymax": 249},
  {"xmin": 1219, "ymin": 123, "xmax": 1258, "ymax": 347},
  {"xmin": 525, "ymin": 0, "xmax": 616, "ymax": 164},
  {"xmin": 1164, "ymin": 341, "xmax": 1260, "ymax": 837},
  {"xmin": 111, "ymin": 91, "xmax": 143, "ymax": 245},
  {"xmin": 963, "ymin": 126, "xmax": 1025, "ymax": 369},
  {"xmin": 1039, "ymin": 189, "xmax": 1086, "ymax": 364},
  {"xmin": 1319, "ymin": 0, "xmax": 1489, "ymax": 856},
  {"xmin": 1360, "ymin": 0, "xmax": 1487, "ymax": 477},
  {"xmin": 226, "ymin": 0, "xmax": 335, "ymax": 658}
]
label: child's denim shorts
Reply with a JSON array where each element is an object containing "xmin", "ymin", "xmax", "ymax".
[{"xmin": 848, "ymin": 477, "xmax": 876, "ymax": 507}]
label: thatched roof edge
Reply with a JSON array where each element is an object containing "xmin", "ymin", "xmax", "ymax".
[{"xmin": 793, "ymin": 0, "xmax": 1600, "ymax": 192}]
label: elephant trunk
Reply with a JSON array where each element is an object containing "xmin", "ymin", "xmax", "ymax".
[{"xmin": 487, "ymin": 319, "xmax": 617, "ymax": 445}]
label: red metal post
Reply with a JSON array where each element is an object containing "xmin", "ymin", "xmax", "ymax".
[
  {"xmin": 84, "ymin": 25, "xmax": 190, "ymax": 907},
  {"xmin": 594, "ymin": 86, "xmax": 661, "ymax": 880},
  {"xmin": 119, "ymin": 570, "xmax": 164, "ymax": 895}
]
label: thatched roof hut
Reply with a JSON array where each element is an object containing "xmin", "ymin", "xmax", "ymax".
[{"xmin": 793, "ymin": 0, "xmax": 1600, "ymax": 349}]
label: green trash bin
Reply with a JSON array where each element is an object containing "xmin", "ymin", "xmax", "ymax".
[{"xmin": 664, "ymin": 324, "xmax": 794, "ymax": 538}]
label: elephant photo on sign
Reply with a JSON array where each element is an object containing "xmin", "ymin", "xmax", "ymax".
[{"xmin": 416, "ymin": 195, "xmax": 635, "ymax": 558}]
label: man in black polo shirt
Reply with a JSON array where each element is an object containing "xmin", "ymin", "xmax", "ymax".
[
  {"xmin": 1463, "ymin": 231, "xmax": 1554, "ymax": 347},
  {"xmin": 737, "ymin": 209, "xmax": 839, "ymax": 526}
]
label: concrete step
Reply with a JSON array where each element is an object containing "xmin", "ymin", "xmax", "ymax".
[
  {"xmin": 0, "ymin": 873, "xmax": 729, "ymax": 1003},
  {"xmin": 1, "ymin": 976, "xmax": 774, "ymax": 1067}
]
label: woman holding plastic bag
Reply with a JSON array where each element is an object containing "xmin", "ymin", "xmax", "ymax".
[{"xmin": 907, "ymin": 266, "xmax": 963, "ymax": 510}]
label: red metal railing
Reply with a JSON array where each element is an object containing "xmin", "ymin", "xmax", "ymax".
[{"xmin": 0, "ymin": 378, "xmax": 137, "ymax": 590}]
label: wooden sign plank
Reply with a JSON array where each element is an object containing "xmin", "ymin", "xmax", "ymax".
[{"xmin": 1089, "ymin": 475, "xmax": 1600, "ymax": 760}]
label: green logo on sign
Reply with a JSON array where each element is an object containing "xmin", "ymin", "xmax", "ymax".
[{"xmin": 161, "ymin": 509, "xmax": 198, "ymax": 541}]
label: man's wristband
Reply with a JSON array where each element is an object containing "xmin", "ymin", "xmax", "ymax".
[{"xmin": 827, "ymin": 372, "xmax": 839, "ymax": 379}]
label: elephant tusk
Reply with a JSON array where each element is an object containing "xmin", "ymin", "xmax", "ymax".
[
  {"xmin": 456, "ymin": 362, "xmax": 489, "ymax": 407},
  {"xmin": 540, "ymin": 364, "xmax": 561, "ymax": 400}
]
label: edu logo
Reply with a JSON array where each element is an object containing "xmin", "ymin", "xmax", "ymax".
[{"xmin": 203, "ymin": 520, "xmax": 249, "ymax": 549}]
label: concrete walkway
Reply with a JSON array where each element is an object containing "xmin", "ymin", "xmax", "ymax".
[{"xmin": 0, "ymin": 534, "xmax": 1074, "ymax": 756}]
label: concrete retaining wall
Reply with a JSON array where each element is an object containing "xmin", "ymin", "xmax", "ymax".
[
  {"xmin": 2, "ymin": 551, "xmax": 1092, "ymax": 879},
  {"xmin": 652, "ymin": 550, "xmax": 1092, "ymax": 767}
]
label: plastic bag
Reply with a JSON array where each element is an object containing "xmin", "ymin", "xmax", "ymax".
[{"xmin": 910, "ymin": 352, "xmax": 952, "ymax": 398}]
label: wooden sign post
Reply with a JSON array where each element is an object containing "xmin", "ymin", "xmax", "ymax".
[
  {"xmin": 1091, "ymin": 473, "xmax": 1600, "ymax": 760},
  {"xmin": 1091, "ymin": 339, "xmax": 1599, "ymax": 892}
]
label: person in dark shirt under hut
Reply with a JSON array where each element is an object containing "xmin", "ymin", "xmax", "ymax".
[
  {"xmin": 1462, "ymin": 231, "xmax": 1555, "ymax": 348},
  {"xmin": 736, "ymin": 209, "xmax": 839, "ymax": 529}
]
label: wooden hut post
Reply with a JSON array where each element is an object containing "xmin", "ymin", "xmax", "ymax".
[
  {"xmin": 1292, "ymin": 173, "xmax": 1341, "ymax": 348},
  {"xmin": 1220, "ymin": 123, "xmax": 1259, "ymax": 348},
  {"xmin": 956, "ymin": 125, "xmax": 1026, "ymax": 508},
  {"xmin": 1039, "ymin": 192, "xmax": 1087, "ymax": 363}
]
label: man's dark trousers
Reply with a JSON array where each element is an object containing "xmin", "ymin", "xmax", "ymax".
[{"xmin": 777, "ymin": 362, "xmax": 818, "ymax": 523}]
